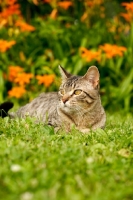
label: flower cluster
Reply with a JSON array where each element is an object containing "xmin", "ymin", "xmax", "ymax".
[
  {"xmin": 81, "ymin": 0, "xmax": 104, "ymax": 22},
  {"xmin": 0, "ymin": 0, "xmax": 35, "ymax": 36},
  {"xmin": 15, "ymin": 20, "xmax": 35, "ymax": 32},
  {"xmin": 7, "ymin": 66, "xmax": 33, "ymax": 98},
  {"xmin": 0, "ymin": 40, "xmax": 16, "ymax": 52},
  {"xmin": 99, "ymin": 44, "xmax": 127, "ymax": 59},
  {"xmin": 0, "ymin": 0, "xmax": 21, "ymax": 23},
  {"xmin": 80, "ymin": 43, "xmax": 127, "ymax": 62},
  {"xmin": 80, "ymin": 47, "xmax": 101, "ymax": 62},
  {"xmin": 7, "ymin": 66, "xmax": 55, "ymax": 98},
  {"xmin": 58, "ymin": 1, "xmax": 73, "ymax": 10},
  {"xmin": 8, "ymin": 66, "xmax": 24, "ymax": 82},
  {"xmin": 36, "ymin": 75, "xmax": 55, "ymax": 87},
  {"xmin": 0, "ymin": 0, "xmax": 131, "ymax": 109},
  {"xmin": 121, "ymin": 2, "xmax": 133, "ymax": 22},
  {"xmin": 0, "ymin": 0, "xmax": 36, "ymax": 61},
  {"xmin": 8, "ymin": 86, "xmax": 26, "ymax": 99}
]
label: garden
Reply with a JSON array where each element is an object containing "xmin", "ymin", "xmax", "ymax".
[{"xmin": 0, "ymin": 0, "xmax": 133, "ymax": 199}]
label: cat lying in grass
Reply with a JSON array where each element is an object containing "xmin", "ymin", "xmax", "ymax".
[{"xmin": 0, "ymin": 66, "xmax": 106, "ymax": 133}]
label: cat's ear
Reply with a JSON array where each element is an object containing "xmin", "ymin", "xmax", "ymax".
[
  {"xmin": 83, "ymin": 66, "xmax": 100, "ymax": 88},
  {"xmin": 58, "ymin": 65, "xmax": 72, "ymax": 81}
]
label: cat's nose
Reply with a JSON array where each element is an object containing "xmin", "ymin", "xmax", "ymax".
[{"xmin": 62, "ymin": 97, "xmax": 69, "ymax": 104}]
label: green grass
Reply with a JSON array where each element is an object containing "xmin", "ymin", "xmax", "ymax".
[{"xmin": 0, "ymin": 113, "xmax": 133, "ymax": 200}]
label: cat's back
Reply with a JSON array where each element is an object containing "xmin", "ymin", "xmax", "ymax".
[{"xmin": 14, "ymin": 92, "xmax": 59, "ymax": 118}]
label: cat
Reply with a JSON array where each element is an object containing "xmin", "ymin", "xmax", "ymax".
[{"xmin": 0, "ymin": 65, "xmax": 106, "ymax": 133}]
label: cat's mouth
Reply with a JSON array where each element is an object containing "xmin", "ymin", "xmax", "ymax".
[
  {"xmin": 61, "ymin": 101, "xmax": 70, "ymax": 108},
  {"xmin": 59, "ymin": 101, "xmax": 76, "ymax": 113}
]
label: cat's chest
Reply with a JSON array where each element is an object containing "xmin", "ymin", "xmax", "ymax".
[
  {"xmin": 73, "ymin": 114, "xmax": 94, "ymax": 128},
  {"xmin": 60, "ymin": 110, "xmax": 93, "ymax": 129}
]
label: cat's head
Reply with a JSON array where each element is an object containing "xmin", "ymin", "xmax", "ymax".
[{"xmin": 58, "ymin": 65, "xmax": 100, "ymax": 113}]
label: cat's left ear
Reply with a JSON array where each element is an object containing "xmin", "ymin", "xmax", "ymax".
[
  {"xmin": 58, "ymin": 65, "xmax": 72, "ymax": 81},
  {"xmin": 83, "ymin": 66, "xmax": 100, "ymax": 88}
]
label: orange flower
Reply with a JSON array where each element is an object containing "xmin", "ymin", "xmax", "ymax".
[
  {"xmin": 32, "ymin": 0, "xmax": 39, "ymax": 5},
  {"xmin": 14, "ymin": 73, "xmax": 33, "ymax": 85},
  {"xmin": 120, "ymin": 13, "xmax": 132, "ymax": 22},
  {"xmin": 58, "ymin": 1, "xmax": 73, "ymax": 10},
  {"xmin": 8, "ymin": 66, "xmax": 24, "ymax": 82},
  {"xmin": 0, "ymin": 4, "xmax": 21, "ymax": 19},
  {"xmin": 81, "ymin": 12, "xmax": 88, "ymax": 22},
  {"xmin": 121, "ymin": 2, "xmax": 133, "ymax": 12},
  {"xmin": 50, "ymin": 9, "xmax": 58, "ymax": 19},
  {"xmin": 80, "ymin": 47, "xmax": 101, "ymax": 62},
  {"xmin": 0, "ymin": 40, "xmax": 16, "ymax": 52},
  {"xmin": 99, "ymin": 44, "xmax": 127, "ymax": 59},
  {"xmin": 8, "ymin": 66, "xmax": 33, "ymax": 85},
  {"xmin": 15, "ymin": 20, "xmax": 35, "ymax": 32},
  {"xmin": 85, "ymin": 0, "xmax": 103, "ymax": 7},
  {"xmin": 36, "ymin": 74, "xmax": 55, "ymax": 87},
  {"xmin": 8, "ymin": 86, "xmax": 26, "ymax": 98},
  {"xmin": 6, "ymin": 0, "xmax": 18, "ymax": 6},
  {"xmin": 121, "ymin": 2, "xmax": 133, "ymax": 22}
]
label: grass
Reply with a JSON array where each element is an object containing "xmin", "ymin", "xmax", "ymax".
[{"xmin": 0, "ymin": 113, "xmax": 133, "ymax": 200}]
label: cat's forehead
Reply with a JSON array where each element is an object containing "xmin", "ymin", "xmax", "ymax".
[
  {"xmin": 61, "ymin": 76, "xmax": 81, "ymax": 89},
  {"xmin": 60, "ymin": 75, "xmax": 95, "ymax": 92}
]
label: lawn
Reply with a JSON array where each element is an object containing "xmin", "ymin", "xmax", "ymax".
[{"xmin": 0, "ymin": 113, "xmax": 133, "ymax": 200}]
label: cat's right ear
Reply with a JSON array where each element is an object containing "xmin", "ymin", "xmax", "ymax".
[
  {"xmin": 58, "ymin": 65, "xmax": 72, "ymax": 81},
  {"xmin": 83, "ymin": 66, "xmax": 100, "ymax": 88}
]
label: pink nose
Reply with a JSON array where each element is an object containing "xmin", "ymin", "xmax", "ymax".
[{"xmin": 62, "ymin": 97, "xmax": 69, "ymax": 104}]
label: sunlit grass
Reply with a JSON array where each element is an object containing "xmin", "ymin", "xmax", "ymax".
[{"xmin": 0, "ymin": 113, "xmax": 133, "ymax": 200}]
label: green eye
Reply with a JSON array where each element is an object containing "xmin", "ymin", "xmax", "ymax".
[
  {"xmin": 60, "ymin": 89, "xmax": 65, "ymax": 95},
  {"xmin": 74, "ymin": 89, "xmax": 82, "ymax": 95}
]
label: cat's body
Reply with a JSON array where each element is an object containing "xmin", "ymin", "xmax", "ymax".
[{"xmin": 0, "ymin": 66, "xmax": 106, "ymax": 133}]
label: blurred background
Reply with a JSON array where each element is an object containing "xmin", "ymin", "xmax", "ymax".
[{"xmin": 0, "ymin": 0, "xmax": 132, "ymax": 113}]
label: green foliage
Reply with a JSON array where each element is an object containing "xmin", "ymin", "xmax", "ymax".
[
  {"xmin": 0, "ymin": 0, "xmax": 132, "ymax": 112},
  {"xmin": 0, "ymin": 113, "xmax": 133, "ymax": 200}
]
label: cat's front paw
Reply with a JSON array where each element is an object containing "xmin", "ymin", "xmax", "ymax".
[{"xmin": 78, "ymin": 128, "xmax": 90, "ymax": 133}]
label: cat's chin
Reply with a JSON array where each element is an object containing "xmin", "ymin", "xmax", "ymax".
[{"xmin": 59, "ymin": 102, "xmax": 73, "ymax": 113}]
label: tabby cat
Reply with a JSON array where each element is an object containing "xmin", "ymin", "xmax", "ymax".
[{"xmin": 0, "ymin": 66, "xmax": 106, "ymax": 133}]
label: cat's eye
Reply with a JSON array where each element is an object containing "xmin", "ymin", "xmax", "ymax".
[
  {"xmin": 74, "ymin": 89, "xmax": 82, "ymax": 95},
  {"xmin": 60, "ymin": 89, "xmax": 65, "ymax": 95}
]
